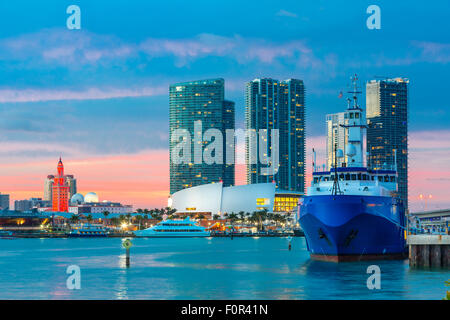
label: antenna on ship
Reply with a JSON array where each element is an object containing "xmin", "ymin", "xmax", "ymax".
[
  {"xmin": 331, "ymin": 143, "xmax": 342, "ymax": 196},
  {"xmin": 348, "ymin": 74, "xmax": 361, "ymax": 110}
]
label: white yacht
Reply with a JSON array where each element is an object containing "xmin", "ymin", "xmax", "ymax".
[{"xmin": 133, "ymin": 217, "xmax": 210, "ymax": 237}]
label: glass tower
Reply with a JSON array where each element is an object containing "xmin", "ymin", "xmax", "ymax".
[
  {"xmin": 169, "ymin": 78, "xmax": 235, "ymax": 194},
  {"xmin": 245, "ymin": 78, "xmax": 305, "ymax": 193},
  {"xmin": 366, "ymin": 78, "xmax": 409, "ymax": 207}
]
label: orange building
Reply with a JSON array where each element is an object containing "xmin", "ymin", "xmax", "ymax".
[{"xmin": 52, "ymin": 158, "xmax": 69, "ymax": 212}]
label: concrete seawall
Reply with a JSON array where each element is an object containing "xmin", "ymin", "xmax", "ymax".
[{"xmin": 408, "ymin": 235, "xmax": 450, "ymax": 268}]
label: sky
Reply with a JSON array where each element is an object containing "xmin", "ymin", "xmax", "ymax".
[{"xmin": 0, "ymin": 0, "xmax": 449, "ymax": 211}]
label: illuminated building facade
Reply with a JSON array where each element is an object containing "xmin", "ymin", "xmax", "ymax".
[
  {"xmin": 366, "ymin": 78, "xmax": 409, "ymax": 207},
  {"xmin": 169, "ymin": 182, "xmax": 301, "ymax": 218},
  {"xmin": 52, "ymin": 158, "xmax": 70, "ymax": 212},
  {"xmin": 245, "ymin": 78, "xmax": 306, "ymax": 193},
  {"xmin": 169, "ymin": 78, "xmax": 235, "ymax": 194}
]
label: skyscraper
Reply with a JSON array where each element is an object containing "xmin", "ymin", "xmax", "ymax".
[
  {"xmin": 52, "ymin": 158, "xmax": 70, "ymax": 212},
  {"xmin": 44, "ymin": 175, "xmax": 54, "ymax": 201},
  {"xmin": 366, "ymin": 78, "xmax": 409, "ymax": 206},
  {"xmin": 169, "ymin": 78, "xmax": 235, "ymax": 194},
  {"xmin": 0, "ymin": 193, "xmax": 9, "ymax": 210},
  {"xmin": 245, "ymin": 78, "xmax": 306, "ymax": 193},
  {"xmin": 65, "ymin": 175, "xmax": 77, "ymax": 199},
  {"xmin": 326, "ymin": 112, "xmax": 347, "ymax": 169},
  {"xmin": 44, "ymin": 170, "xmax": 76, "ymax": 202}
]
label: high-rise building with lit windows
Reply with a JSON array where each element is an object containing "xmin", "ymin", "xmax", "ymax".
[
  {"xmin": 169, "ymin": 78, "xmax": 235, "ymax": 194},
  {"xmin": 326, "ymin": 112, "xmax": 349, "ymax": 169},
  {"xmin": 366, "ymin": 78, "xmax": 409, "ymax": 207},
  {"xmin": 245, "ymin": 78, "xmax": 306, "ymax": 193},
  {"xmin": 52, "ymin": 158, "xmax": 70, "ymax": 212}
]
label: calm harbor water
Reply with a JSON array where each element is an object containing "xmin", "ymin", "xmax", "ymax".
[{"xmin": 0, "ymin": 237, "xmax": 448, "ymax": 300}]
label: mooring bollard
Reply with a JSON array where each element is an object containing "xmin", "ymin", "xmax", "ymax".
[{"xmin": 122, "ymin": 239, "xmax": 133, "ymax": 268}]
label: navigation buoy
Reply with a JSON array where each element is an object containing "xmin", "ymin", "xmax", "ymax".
[{"xmin": 122, "ymin": 239, "xmax": 133, "ymax": 267}]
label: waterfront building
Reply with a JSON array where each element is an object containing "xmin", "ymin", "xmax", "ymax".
[
  {"xmin": 52, "ymin": 158, "xmax": 70, "ymax": 212},
  {"xmin": 0, "ymin": 209, "xmax": 51, "ymax": 230},
  {"xmin": 14, "ymin": 198, "xmax": 51, "ymax": 211},
  {"xmin": 0, "ymin": 193, "xmax": 10, "ymax": 209},
  {"xmin": 169, "ymin": 78, "xmax": 235, "ymax": 194},
  {"xmin": 169, "ymin": 182, "xmax": 301, "ymax": 218},
  {"xmin": 326, "ymin": 112, "xmax": 348, "ymax": 169},
  {"xmin": 366, "ymin": 78, "xmax": 409, "ymax": 206},
  {"xmin": 69, "ymin": 201, "xmax": 133, "ymax": 215},
  {"xmin": 245, "ymin": 78, "xmax": 306, "ymax": 193}
]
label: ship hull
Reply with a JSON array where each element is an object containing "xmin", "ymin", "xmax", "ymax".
[{"xmin": 299, "ymin": 194, "xmax": 407, "ymax": 262}]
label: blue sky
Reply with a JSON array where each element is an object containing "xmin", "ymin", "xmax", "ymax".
[{"xmin": 0, "ymin": 1, "xmax": 450, "ymax": 208}]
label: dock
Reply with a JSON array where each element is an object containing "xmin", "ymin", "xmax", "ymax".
[{"xmin": 408, "ymin": 235, "xmax": 450, "ymax": 268}]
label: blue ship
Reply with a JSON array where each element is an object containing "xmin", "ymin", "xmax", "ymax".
[{"xmin": 299, "ymin": 75, "xmax": 407, "ymax": 262}]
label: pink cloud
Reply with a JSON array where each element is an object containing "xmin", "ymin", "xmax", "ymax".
[{"xmin": 1, "ymin": 130, "xmax": 449, "ymax": 211}]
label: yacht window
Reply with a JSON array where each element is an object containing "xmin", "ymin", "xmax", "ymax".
[
  {"xmin": 390, "ymin": 176, "xmax": 395, "ymax": 182},
  {"xmin": 349, "ymin": 113, "xmax": 354, "ymax": 119},
  {"xmin": 351, "ymin": 174, "xmax": 356, "ymax": 180},
  {"xmin": 345, "ymin": 174, "xmax": 350, "ymax": 181},
  {"xmin": 355, "ymin": 113, "xmax": 360, "ymax": 119},
  {"xmin": 384, "ymin": 176, "xmax": 389, "ymax": 182},
  {"xmin": 357, "ymin": 173, "xmax": 362, "ymax": 180},
  {"xmin": 339, "ymin": 174, "xmax": 344, "ymax": 181},
  {"xmin": 314, "ymin": 177, "xmax": 318, "ymax": 183},
  {"xmin": 362, "ymin": 175, "xmax": 367, "ymax": 181},
  {"xmin": 378, "ymin": 176, "xmax": 383, "ymax": 182}
]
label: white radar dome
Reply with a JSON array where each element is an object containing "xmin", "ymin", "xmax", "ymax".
[
  {"xmin": 70, "ymin": 193, "xmax": 85, "ymax": 205},
  {"xmin": 84, "ymin": 192, "xmax": 99, "ymax": 203},
  {"xmin": 346, "ymin": 144, "xmax": 357, "ymax": 157}
]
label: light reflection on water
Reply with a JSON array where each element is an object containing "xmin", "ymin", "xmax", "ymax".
[{"xmin": 0, "ymin": 237, "xmax": 448, "ymax": 300}]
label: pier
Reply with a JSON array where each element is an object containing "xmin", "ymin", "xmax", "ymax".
[{"xmin": 408, "ymin": 235, "xmax": 450, "ymax": 268}]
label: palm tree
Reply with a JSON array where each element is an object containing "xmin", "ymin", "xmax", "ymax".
[
  {"xmin": 136, "ymin": 208, "xmax": 143, "ymax": 214},
  {"xmin": 110, "ymin": 217, "xmax": 119, "ymax": 227},
  {"xmin": 69, "ymin": 214, "xmax": 79, "ymax": 225},
  {"xmin": 126, "ymin": 212, "xmax": 132, "ymax": 224},
  {"xmin": 86, "ymin": 214, "xmax": 93, "ymax": 224},
  {"xmin": 213, "ymin": 214, "xmax": 220, "ymax": 220},
  {"xmin": 228, "ymin": 213, "xmax": 238, "ymax": 232},
  {"xmin": 134, "ymin": 215, "xmax": 143, "ymax": 229},
  {"xmin": 103, "ymin": 211, "xmax": 110, "ymax": 225},
  {"xmin": 197, "ymin": 214, "xmax": 205, "ymax": 220}
]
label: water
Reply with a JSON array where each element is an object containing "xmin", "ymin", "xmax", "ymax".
[{"xmin": 0, "ymin": 237, "xmax": 448, "ymax": 300}]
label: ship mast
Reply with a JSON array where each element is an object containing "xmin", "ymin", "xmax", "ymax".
[{"xmin": 339, "ymin": 74, "xmax": 366, "ymax": 168}]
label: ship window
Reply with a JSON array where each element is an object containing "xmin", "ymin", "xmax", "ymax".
[
  {"xmin": 351, "ymin": 174, "xmax": 356, "ymax": 180},
  {"xmin": 362, "ymin": 175, "xmax": 367, "ymax": 181},
  {"xmin": 357, "ymin": 173, "xmax": 362, "ymax": 180},
  {"xmin": 349, "ymin": 113, "xmax": 354, "ymax": 119},
  {"xmin": 355, "ymin": 113, "xmax": 360, "ymax": 119},
  {"xmin": 390, "ymin": 176, "xmax": 395, "ymax": 182},
  {"xmin": 345, "ymin": 174, "xmax": 350, "ymax": 181},
  {"xmin": 339, "ymin": 174, "xmax": 344, "ymax": 181},
  {"xmin": 314, "ymin": 177, "xmax": 318, "ymax": 183},
  {"xmin": 384, "ymin": 176, "xmax": 389, "ymax": 182},
  {"xmin": 378, "ymin": 176, "xmax": 383, "ymax": 182}
]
